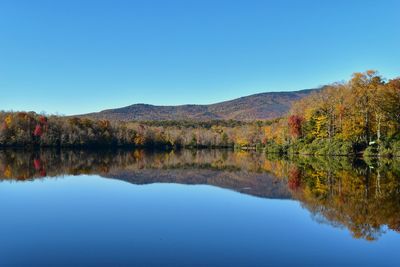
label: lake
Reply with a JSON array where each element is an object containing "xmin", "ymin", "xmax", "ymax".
[{"xmin": 0, "ymin": 149, "xmax": 399, "ymax": 267}]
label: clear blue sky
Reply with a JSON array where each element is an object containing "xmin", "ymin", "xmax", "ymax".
[{"xmin": 1, "ymin": 0, "xmax": 399, "ymax": 115}]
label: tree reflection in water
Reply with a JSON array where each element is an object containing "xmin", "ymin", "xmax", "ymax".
[{"xmin": 1, "ymin": 148, "xmax": 399, "ymax": 240}]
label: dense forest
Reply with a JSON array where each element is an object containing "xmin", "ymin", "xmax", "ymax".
[
  {"xmin": 0, "ymin": 112, "xmax": 272, "ymax": 149},
  {"xmin": 265, "ymin": 70, "xmax": 400, "ymax": 157},
  {"xmin": 1, "ymin": 70, "xmax": 399, "ymax": 156}
]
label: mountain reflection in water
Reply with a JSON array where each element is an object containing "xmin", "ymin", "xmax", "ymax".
[{"xmin": 1, "ymin": 148, "xmax": 399, "ymax": 241}]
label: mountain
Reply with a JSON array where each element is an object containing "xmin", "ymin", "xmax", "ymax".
[{"xmin": 81, "ymin": 88, "xmax": 317, "ymax": 121}]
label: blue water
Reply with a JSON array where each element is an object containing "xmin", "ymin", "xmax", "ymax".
[{"xmin": 0, "ymin": 175, "xmax": 398, "ymax": 267}]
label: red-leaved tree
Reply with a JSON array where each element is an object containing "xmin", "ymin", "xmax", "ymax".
[
  {"xmin": 288, "ymin": 115, "xmax": 304, "ymax": 138},
  {"xmin": 39, "ymin": 116, "xmax": 48, "ymax": 125},
  {"xmin": 33, "ymin": 124, "xmax": 43, "ymax": 137}
]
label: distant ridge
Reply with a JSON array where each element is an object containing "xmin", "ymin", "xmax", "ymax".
[{"xmin": 81, "ymin": 88, "xmax": 318, "ymax": 121}]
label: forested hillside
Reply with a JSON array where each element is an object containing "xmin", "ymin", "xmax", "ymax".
[{"xmin": 81, "ymin": 89, "xmax": 316, "ymax": 121}]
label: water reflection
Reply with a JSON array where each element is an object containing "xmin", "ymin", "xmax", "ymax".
[
  {"xmin": 1, "ymin": 148, "xmax": 399, "ymax": 241},
  {"xmin": 289, "ymin": 156, "xmax": 400, "ymax": 240}
]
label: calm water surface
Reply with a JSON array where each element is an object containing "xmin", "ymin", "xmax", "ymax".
[{"xmin": 0, "ymin": 149, "xmax": 399, "ymax": 267}]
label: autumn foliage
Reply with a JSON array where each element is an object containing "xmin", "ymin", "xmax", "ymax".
[
  {"xmin": 288, "ymin": 166, "xmax": 301, "ymax": 190},
  {"xmin": 0, "ymin": 70, "xmax": 399, "ymax": 155},
  {"xmin": 265, "ymin": 70, "xmax": 400, "ymax": 156},
  {"xmin": 33, "ymin": 124, "xmax": 43, "ymax": 137},
  {"xmin": 288, "ymin": 115, "xmax": 303, "ymax": 138}
]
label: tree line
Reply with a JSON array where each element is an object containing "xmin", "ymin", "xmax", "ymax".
[
  {"xmin": 1, "ymin": 70, "xmax": 399, "ymax": 155},
  {"xmin": 0, "ymin": 113, "xmax": 136, "ymax": 147},
  {"xmin": 0, "ymin": 111, "xmax": 268, "ymax": 148}
]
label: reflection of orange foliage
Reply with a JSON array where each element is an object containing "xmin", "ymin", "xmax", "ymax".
[
  {"xmin": 32, "ymin": 158, "xmax": 47, "ymax": 177},
  {"xmin": 0, "ymin": 148, "xmax": 400, "ymax": 242},
  {"xmin": 288, "ymin": 166, "xmax": 301, "ymax": 190},
  {"xmin": 34, "ymin": 159, "xmax": 42, "ymax": 171},
  {"xmin": 292, "ymin": 161, "xmax": 400, "ymax": 241},
  {"xmin": 40, "ymin": 169, "xmax": 47, "ymax": 177},
  {"xmin": 388, "ymin": 220, "xmax": 400, "ymax": 233},
  {"xmin": 133, "ymin": 150, "xmax": 144, "ymax": 160},
  {"xmin": 100, "ymin": 165, "xmax": 110, "ymax": 173},
  {"xmin": 262, "ymin": 159, "xmax": 289, "ymax": 179},
  {"xmin": 4, "ymin": 165, "xmax": 12, "ymax": 178}
]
